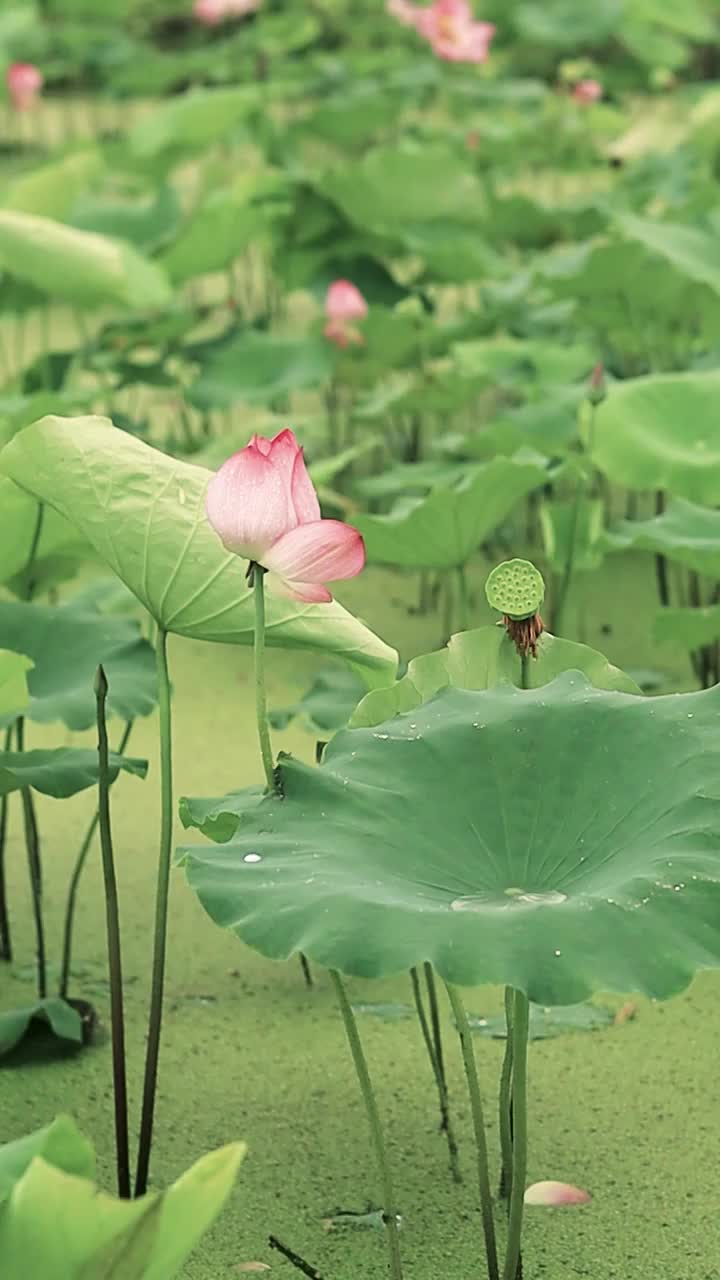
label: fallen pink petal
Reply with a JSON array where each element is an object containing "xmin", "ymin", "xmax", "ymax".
[{"xmin": 524, "ymin": 1182, "xmax": 592, "ymax": 1207}]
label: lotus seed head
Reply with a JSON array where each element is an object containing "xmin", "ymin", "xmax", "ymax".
[{"xmin": 485, "ymin": 559, "xmax": 545, "ymax": 621}]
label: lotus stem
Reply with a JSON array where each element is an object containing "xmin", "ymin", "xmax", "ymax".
[
  {"xmin": 95, "ymin": 666, "xmax": 131, "ymax": 1199},
  {"xmin": 502, "ymin": 991, "xmax": 530, "ymax": 1280},
  {"xmin": 456, "ymin": 565, "xmax": 470, "ymax": 632},
  {"xmin": 498, "ymin": 986, "xmax": 514, "ymax": 1201},
  {"xmin": 410, "ymin": 967, "xmax": 461, "ymax": 1183},
  {"xmin": 59, "ymin": 720, "xmax": 134, "ymax": 999},
  {"xmin": 15, "ymin": 718, "xmax": 46, "ymax": 999},
  {"xmin": 135, "ymin": 626, "xmax": 174, "ymax": 1197},
  {"xmin": 445, "ymin": 982, "xmax": 499, "ymax": 1280},
  {"xmin": 252, "ymin": 566, "xmax": 277, "ymax": 793},
  {"xmin": 0, "ymin": 725, "xmax": 14, "ymax": 961},
  {"xmin": 330, "ymin": 969, "xmax": 404, "ymax": 1280}
]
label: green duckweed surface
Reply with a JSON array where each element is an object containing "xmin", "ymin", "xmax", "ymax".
[{"xmin": 1, "ymin": 555, "xmax": 717, "ymax": 1279}]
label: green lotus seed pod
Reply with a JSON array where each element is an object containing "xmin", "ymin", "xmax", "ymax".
[{"xmin": 485, "ymin": 559, "xmax": 545, "ymax": 621}]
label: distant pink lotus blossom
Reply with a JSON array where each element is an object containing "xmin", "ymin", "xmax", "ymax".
[
  {"xmin": 6, "ymin": 63, "xmax": 43, "ymax": 111},
  {"xmin": 324, "ymin": 280, "xmax": 368, "ymax": 349},
  {"xmin": 389, "ymin": 0, "xmax": 495, "ymax": 63},
  {"xmin": 573, "ymin": 79, "xmax": 602, "ymax": 104},
  {"xmin": 206, "ymin": 429, "xmax": 365, "ymax": 602},
  {"xmin": 192, "ymin": 0, "xmax": 259, "ymax": 23},
  {"xmin": 524, "ymin": 1182, "xmax": 592, "ymax": 1207}
]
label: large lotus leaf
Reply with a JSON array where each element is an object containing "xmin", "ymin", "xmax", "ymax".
[
  {"xmin": 354, "ymin": 457, "xmax": 547, "ymax": 570},
  {"xmin": 0, "ymin": 1117, "xmax": 94, "ymax": 1201},
  {"xmin": 513, "ymin": 0, "xmax": 623, "ymax": 45},
  {"xmin": 69, "ymin": 186, "xmax": 181, "ymax": 255},
  {"xmin": 318, "ymin": 145, "xmax": 486, "ymax": 237},
  {"xmin": 653, "ymin": 605, "xmax": 720, "ymax": 651},
  {"xmin": 592, "ymin": 374, "xmax": 720, "ymax": 503},
  {"xmin": 0, "ymin": 599, "xmax": 156, "ymax": 730},
  {"xmin": 0, "ymin": 748, "xmax": 147, "ymax": 799},
  {"xmin": 605, "ymin": 498, "xmax": 720, "ymax": 578},
  {"xmin": 0, "ymin": 1142, "xmax": 245, "ymax": 1280},
  {"xmin": 0, "ymin": 212, "xmax": 172, "ymax": 309},
  {"xmin": 129, "ymin": 86, "xmax": 260, "ymax": 158},
  {"xmin": 189, "ymin": 333, "xmax": 334, "ymax": 410},
  {"xmin": 351, "ymin": 626, "xmax": 639, "ymax": 728},
  {"xmin": 160, "ymin": 185, "xmax": 271, "ymax": 285},
  {"xmin": 0, "ymin": 651, "xmax": 32, "ymax": 721},
  {"xmin": 2, "ymin": 151, "xmax": 103, "ymax": 219},
  {"xmin": 0, "ymin": 477, "xmax": 89, "ymax": 594},
  {"xmin": 616, "ymin": 213, "xmax": 720, "ymax": 296},
  {"xmin": 0, "ymin": 417, "xmax": 397, "ymax": 687},
  {"xmin": 181, "ymin": 675, "xmax": 720, "ymax": 1004}
]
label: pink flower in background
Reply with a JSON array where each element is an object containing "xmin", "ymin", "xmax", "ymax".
[
  {"xmin": 6, "ymin": 63, "xmax": 43, "ymax": 111},
  {"xmin": 193, "ymin": 0, "xmax": 227, "ymax": 22},
  {"xmin": 193, "ymin": 0, "xmax": 259, "ymax": 23},
  {"xmin": 323, "ymin": 279, "xmax": 368, "ymax": 349},
  {"xmin": 524, "ymin": 1182, "xmax": 592, "ymax": 1207},
  {"xmin": 573, "ymin": 79, "xmax": 602, "ymax": 104},
  {"xmin": 206, "ymin": 429, "xmax": 365, "ymax": 602},
  {"xmin": 387, "ymin": 0, "xmax": 494, "ymax": 63},
  {"xmin": 418, "ymin": 0, "xmax": 495, "ymax": 63}
]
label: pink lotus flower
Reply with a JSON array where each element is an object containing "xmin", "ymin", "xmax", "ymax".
[
  {"xmin": 524, "ymin": 1182, "xmax": 592, "ymax": 1207},
  {"xmin": 192, "ymin": 0, "xmax": 259, "ymax": 23},
  {"xmin": 573, "ymin": 79, "xmax": 602, "ymax": 105},
  {"xmin": 323, "ymin": 279, "xmax": 368, "ymax": 349},
  {"xmin": 6, "ymin": 63, "xmax": 43, "ymax": 112},
  {"xmin": 206, "ymin": 428, "xmax": 365, "ymax": 602},
  {"xmin": 417, "ymin": 0, "xmax": 495, "ymax": 63}
]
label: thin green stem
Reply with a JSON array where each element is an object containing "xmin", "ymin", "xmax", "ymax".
[
  {"xmin": 253, "ymin": 567, "xmax": 277, "ymax": 793},
  {"xmin": 95, "ymin": 667, "xmax": 131, "ymax": 1199},
  {"xmin": 445, "ymin": 982, "xmax": 499, "ymax": 1280},
  {"xmin": 520, "ymin": 655, "xmax": 530, "ymax": 691},
  {"xmin": 456, "ymin": 565, "xmax": 469, "ymax": 632},
  {"xmin": 424, "ymin": 963, "xmax": 446, "ymax": 1091},
  {"xmin": 59, "ymin": 720, "xmax": 134, "ymax": 999},
  {"xmin": 15, "ymin": 718, "xmax": 46, "ymax": 998},
  {"xmin": 410, "ymin": 968, "xmax": 462, "ymax": 1183},
  {"xmin": 442, "ymin": 570, "xmax": 454, "ymax": 642},
  {"xmin": 553, "ymin": 403, "xmax": 599, "ymax": 637},
  {"xmin": 330, "ymin": 970, "xmax": 403, "ymax": 1280},
  {"xmin": 498, "ymin": 987, "xmax": 514, "ymax": 1201},
  {"xmin": 0, "ymin": 725, "xmax": 14, "ymax": 961},
  {"xmin": 502, "ymin": 991, "xmax": 530, "ymax": 1280},
  {"xmin": 134, "ymin": 628, "xmax": 174, "ymax": 1198},
  {"xmin": 24, "ymin": 503, "xmax": 45, "ymax": 602}
]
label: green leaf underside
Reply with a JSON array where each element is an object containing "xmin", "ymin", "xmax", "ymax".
[
  {"xmin": 592, "ymin": 372, "xmax": 720, "ymax": 504},
  {"xmin": 0, "ymin": 1117, "xmax": 95, "ymax": 1201},
  {"xmin": 0, "ymin": 1142, "xmax": 246, "ymax": 1280},
  {"xmin": 605, "ymin": 498, "xmax": 720, "ymax": 579},
  {"xmin": 0, "ymin": 749, "xmax": 147, "ymax": 799},
  {"xmin": 0, "ymin": 651, "xmax": 33, "ymax": 721},
  {"xmin": 351, "ymin": 627, "xmax": 639, "ymax": 728},
  {"xmin": 354, "ymin": 456, "xmax": 547, "ymax": 569},
  {"xmin": 181, "ymin": 674, "xmax": 720, "ymax": 1005},
  {"xmin": 0, "ymin": 999, "xmax": 83, "ymax": 1057},
  {"xmin": 0, "ymin": 417, "xmax": 397, "ymax": 688},
  {"xmin": 0, "ymin": 599, "xmax": 157, "ymax": 730}
]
